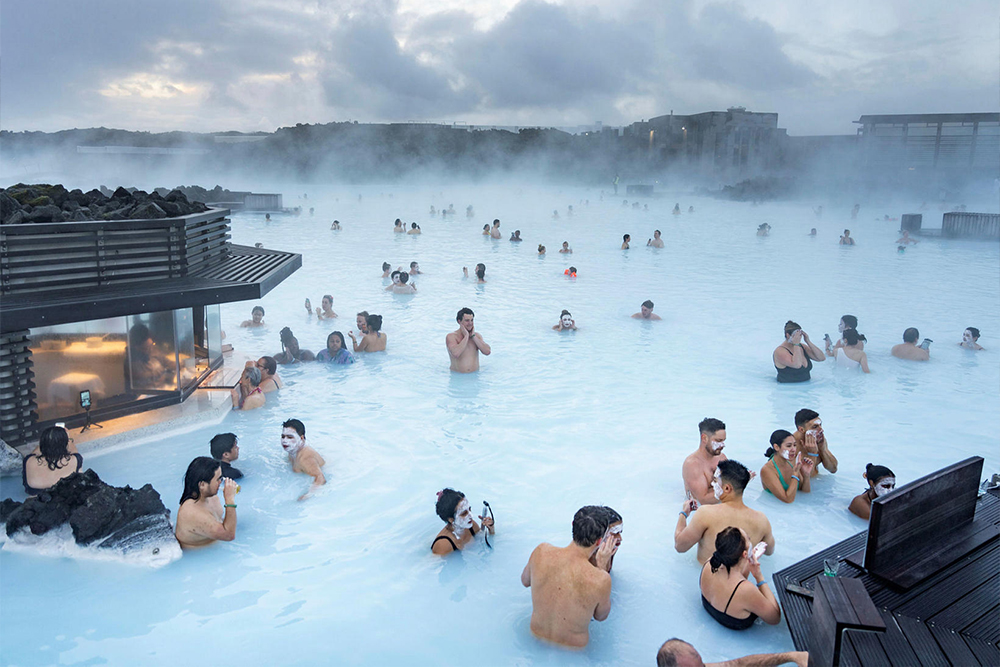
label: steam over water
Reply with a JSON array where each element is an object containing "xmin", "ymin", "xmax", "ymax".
[{"xmin": 2, "ymin": 184, "xmax": 997, "ymax": 666}]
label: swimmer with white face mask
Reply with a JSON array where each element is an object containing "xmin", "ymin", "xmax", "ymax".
[
  {"xmin": 849, "ymin": 464, "xmax": 896, "ymax": 520},
  {"xmin": 431, "ymin": 488, "xmax": 495, "ymax": 555},
  {"xmin": 760, "ymin": 430, "xmax": 813, "ymax": 503},
  {"xmin": 589, "ymin": 507, "xmax": 622, "ymax": 573},
  {"xmin": 552, "ymin": 310, "xmax": 578, "ymax": 331}
]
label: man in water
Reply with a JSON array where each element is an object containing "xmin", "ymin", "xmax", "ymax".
[
  {"xmin": 682, "ymin": 418, "xmax": 728, "ymax": 505},
  {"xmin": 446, "ymin": 307, "xmax": 491, "ymax": 373},
  {"xmin": 656, "ymin": 638, "xmax": 807, "ymax": 667},
  {"xmin": 240, "ymin": 305, "xmax": 266, "ymax": 328},
  {"xmin": 409, "ymin": 261, "xmax": 422, "ymax": 275},
  {"xmin": 280, "ymin": 419, "xmax": 326, "ymax": 501},
  {"xmin": 960, "ymin": 327, "xmax": 984, "ymax": 351},
  {"xmin": 521, "ymin": 505, "xmax": 616, "ymax": 648},
  {"xmin": 490, "ymin": 219, "xmax": 502, "ymax": 239},
  {"xmin": 891, "ymin": 327, "xmax": 930, "ymax": 361},
  {"xmin": 632, "ymin": 300, "xmax": 662, "ymax": 320},
  {"xmin": 210, "ymin": 433, "xmax": 242, "ymax": 479},
  {"xmin": 896, "ymin": 230, "xmax": 919, "ymax": 245},
  {"xmin": 174, "ymin": 456, "xmax": 238, "ymax": 549},
  {"xmin": 559, "ymin": 241, "xmax": 573, "ymax": 254},
  {"xmin": 792, "ymin": 409, "xmax": 838, "ymax": 476},
  {"xmin": 675, "ymin": 460, "xmax": 775, "ymax": 564},
  {"xmin": 647, "ymin": 230, "xmax": 664, "ymax": 247}
]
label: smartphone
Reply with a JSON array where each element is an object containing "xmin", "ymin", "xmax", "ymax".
[
  {"xmin": 920, "ymin": 338, "xmax": 933, "ymax": 350},
  {"xmin": 481, "ymin": 502, "xmax": 489, "ymax": 521},
  {"xmin": 785, "ymin": 582, "xmax": 814, "ymax": 598}
]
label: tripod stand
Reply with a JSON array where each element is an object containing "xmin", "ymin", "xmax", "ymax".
[{"xmin": 80, "ymin": 405, "xmax": 103, "ymax": 432}]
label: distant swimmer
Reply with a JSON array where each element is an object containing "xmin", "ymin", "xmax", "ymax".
[
  {"xmin": 430, "ymin": 206, "xmax": 437, "ymax": 216},
  {"xmin": 240, "ymin": 305, "xmax": 266, "ymax": 328},
  {"xmin": 849, "ymin": 464, "xmax": 896, "ymax": 520},
  {"xmin": 851, "ymin": 204, "xmax": 860, "ymax": 220},
  {"xmin": 632, "ymin": 300, "xmax": 661, "ymax": 320},
  {"xmin": 447, "ymin": 204, "xmax": 455, "ymax": 215},
  {"xmin": 274, "ymin": 327, "xmax": 315, "ymax": 364},
  {"xmin": 348, "ymin": 314, "xmax": 387, "ymax": 352},
  {"xmin": 280, "ymin": 419, "xmax": 326, "ymax": 501},
  {"xmin": 381, "ymin": 262, "xmax": 392, "ymax": 278},
  {"xmin": 463, "ymin": 263, "xmax": 486, "ymax": 283},
  {"xmin": 553, "ymin": 210, "xmax": 560, "ymax": 219},
  {"xmin": 521, "ymin": 505, "xmax": 615, "ymax": 648},
  {"xmin": 756, "ymin": 223, "xmax": 771, "ymax": 237},
  {"xmin": 331, "ymin": 220, "xmax": 342, "ymax": 230},
  {"xmin": 688, "ymin": 206, "xmax": 694, "ymax": 213},
  {"xmin": 960, "ymin": 327, "xmax": 984, "ymax": 351},
  {"xmin": 538, "ymin": 244, "xmax": 546, "ymax": 256},
  {"xmin": 407, "ymin": 222, "xmax": 421, "ymax": 235},
  {"xmin": 673, "ymin": 203, "xmax": 681, "ymax": 215},
  {"xmin": 891, "ymin": 327, "xmax": 930, "ymax": 361},
  {"xmin": 510, "ymin": 230, "xmax": 523, "ymax": 242},
  {"xmin": 896, "ymin": 230, "xmax": 918, "ymax": 245},
  {"xmin": 466, "ymin": 205, "xmax": 474, "ymax": 218},
  {"xmin": 621, "ymin": 234, "xmax": 631, "ymax": 249},
  {"xmin": 682, "ymin": 418, "xmax": 729, "ymax": 506},
  {"xmin": 447, "ymin": 307, "xmax": 491, "ymax": 373},
  {"xmin": 773, "ymin": 320, "xmax": 824, "ymax": 383},
  {"xmin": 559, "ymin": 241, "xmax": 573, "ymax": 254},
  {"xmin": 265, "ymin": 213, "xmax": 271, "ymax": 221},
  {"xmin": 482, "ymin": 224, "xmax": 491, "ymax": 235},
  {"xmin": 839, "ymin": 229, "xmax": 855, "ymax": 245},
  {"xmin": 394, "ymin": 218, "xmax": 404, "ymax": 233},
  {"xmin": 409, "ymin": 261, "xmax": 422, "ymax": 275},
  {"xmin": 386, "ymin": 271, "xmax": 417, "ymax": 294},
  {"xmin": 564, "ymin": 266, "xmax": 577, "ymax": 278},
  {"xmin": 567, "ymin": 205, "xmax": 573, "ymax": 217},
  {"xmin": 431, "ymin": 488, "xmax": 494, "ymax": 555},
  {"xmin": 490, "ymin": 219, "xmax": 502, "ymax": 239},
  {"xmin": 809, "ymin": 228, "xmax": 817, "ymax": 236},
  {"xmin": 315, "ymin": 294, "xmax": 338, "ymax": 319},
  {"xmin": 175, "ymin": 457, "xmax": 238, "ymax": 549},
  {"xmin": 647, "ymin": 230, "xmax": 664, "ymax": 247},
  {"xmin": 825, "ymin": 314, "xmax": 865, "ymax": 355},
  {"xmin": 814, "ymin": 206, "xmax": 823, "ymax": 218},
  {"xmin": 553, "ymin": 309, "xmax": 578, "ymax": 331}
]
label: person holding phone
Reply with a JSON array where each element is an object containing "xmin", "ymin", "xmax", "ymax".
[
  {"xmin": 430, "ymin": 488, "xmax": 494, "ymax": 555},
  {"xmin": 699, "ymin": 526, "xmax": 782, "ymax": 630},
  {"xmin": 891, "ymin": 327, "xmax": 930, "ymax": 361}
]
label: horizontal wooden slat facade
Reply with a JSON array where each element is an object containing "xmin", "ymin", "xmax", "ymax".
[
  {"xmin": 0, "ymin": 330, "xmax": 37, "ymax": 446},
  {"xmin": 943, "ymin": 213, "xmax": 1000, "ymax": 240}
]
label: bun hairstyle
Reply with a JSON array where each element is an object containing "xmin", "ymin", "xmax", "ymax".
[
  {"xmin": 843, "ymin": 329, "xmax": 867, "ymax": 345},
  {"xmin": 436, "ymin": 488, "xmax": 465, "ymax": 522},
  {"xmin": 560, "ymin": 310, "xmax": 571, "ymax": 318},
  {"xmin": 765, "ymin": 429, "xmax": 793, "ymax": 458},
  {"xmin": 865, "ymin": 463, "xmax": 895, "ymax": 485},
  {"xmin": 841, "ymin": 315, "xmax": 858, "ymax": 330},
  {"xmin": 709, "ymin": 526, "xmax": 746, "ymax": 573},
  {"xmin": 382, "ymin": 262, "xmax": 391, "ymax": 271},
  {"xmin": 366, "ymin": 314, "xmax": 383, "ymax": 332}
]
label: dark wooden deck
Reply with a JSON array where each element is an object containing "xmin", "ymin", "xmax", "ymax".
[{"xmin": 774, "ymin": 492, "xmax": 1000, "ymax": 666}]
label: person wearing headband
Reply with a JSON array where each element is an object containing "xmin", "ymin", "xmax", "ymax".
[
  {"xmin": 849, "ymin": 464, "xmax": 896, "ymax": 520},
  {"xmin": 280, "ymin": 419, "xmax": 326, "ymax": 501},
  {"xmin": 431, "ymin": 488, "xmax": 494, "ymax": 555}
]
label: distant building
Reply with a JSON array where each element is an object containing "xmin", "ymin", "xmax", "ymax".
[{"xmin": 854, "ymin": 113, "xmax": 1000, "ymax": 173}]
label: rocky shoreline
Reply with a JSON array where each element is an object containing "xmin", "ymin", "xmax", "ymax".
[{"xmin": 1, "ymin": 183, "xmax": 209, "ymax": 224}]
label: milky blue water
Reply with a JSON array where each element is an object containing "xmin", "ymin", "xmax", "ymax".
[{"xmin": 2, "ymin": 185, "xmax": 998, "ymax": 666}]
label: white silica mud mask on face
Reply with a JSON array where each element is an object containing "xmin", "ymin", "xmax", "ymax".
[
  {"xmin": 711, "ymin": 440, "xmax": 725, "ymax": 454},
  {"xmin": 712, "ymin": 468, "xmax": 723, "ymax": 499},
  {"xmin": 281, "ymin": 432, "xmax": 303, "ymax": 455},
  {"xmin": 561, "ymin": 316, "xmax": 572, "ymax": 327},
  {"xmin": 781, "ymin": 449, "xmax": 792, "ymax": 461},
  {"xmin": 875, "ymin": 477, "xmax": 896, "ymax": 496},
  {"xmin": 963, "ymin": 331, "xmax": 973, "ymax": 343},
  {"xmin": 453, "ymin": 499, "xmax": 473, "ymax": 531}
]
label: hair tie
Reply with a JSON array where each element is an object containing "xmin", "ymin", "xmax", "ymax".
[{"xmin": 436, "ymin": 490, "xmax": 443, "ymax": 499}]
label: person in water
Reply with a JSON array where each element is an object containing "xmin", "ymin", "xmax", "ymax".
[
  {"xmin": 792, "ymin": 409, "xmax": 838, "ymax": 475},
  {"xmin": 849, "ymin": 464, "xmax": 896, "ymax": 520},
  {"xmin": 896, "ymin": 230, "xmax": 919, "ymax": 245},
  {"xmin": 673, "ymin": 203, "xmax": 681, "ymax": 214},
  {"xmin": 386, "ymin": 271, "xmax": 417, "ymax": 294},
  {"xmin": 891, "ymin": 327, "xmax": 930, "ymax": 361},
  {"xmin": 675, "ymin": 460, "xmax": 775, "ymax": 565},
  {"xmin": 510, "ymin": 230, "xmax": 523, "ymax": 242},
  {"xmin": 656, "ymin": 638, "xmax": 807, "ymax": 667},
  {"xmin": 648, "ymin": 230, "xmax": 664, "ymax": 247},
  {"xmin": 553, "ymin": 309, "xmax": 578, "ymax": 331},
  {"xmin": 520, "ymin": 505, "xmax": 616, "ymax": 648},
  {"xmin": 759, "ymin": 430, "xmax": 813, "ymax": 502},
  {"xmin": 559, "ymin": 241, "xmax": 572, "ymax": 254},
  {"xmin": 825, "ymin": 314, "xmax": 864, "ymax": 355},
  {"xmin": 538, "ymin": 244, "xmax": 546, "ymax": 256},
  {"xmin": 240, "ymin": 305, "xmax": 266, "ymax": 328},
  {"xmin": 174, "ymin": 456, "xmax": 238, "ymax": 549},
  {"xmin": 699, "ymin": 527, "xmax": 781, "ymax": 630},
  {"xmin": 552, "ymin": 209, "xmax": 560, "ymax": 219},
  {"xmin": 407, "ymin": 222, "xmax": 421, "ymax": 235},
  {"xmin": 409, "ymin": 261, "xmax": 422, "ymax": 275},
  {"xmin": 353, "ymin": 311, "xmax": 369, "ymax": 341},
  {"xmin": 839, "ymin": 229, "xmax": 855, "ymax": 245},
  {"xmin": 756, "ymin": 223, "xmax": 771, "ymax": 237},
  {"xmin": 682, "ymin": 417, "xmax": 728, "ymax": 506},
  {"xmin": 960, "ymin": 327, "xmax": 985, "ymax": 351},
  {"xmin": 833, "ymin": 329, "xmax": 870, "ymax": 372},
  {"xmin": 621, "ymin": 234, "xmax": 631, "ymax": 249},
  {"xmin": 490, "ymin": 219, "xmax": 502, "ymax": 239},
  {"xmin": 381, "ymin": 262, "xmax": 392, "ymax": 278},
  {"xmin": 210, "ymin": 433, "xmax": 242, "ymax": 480},
  {"xmin": 482, "ymin": 224, "xmax": 491, "ymax": 236},
  {"xmin": 314, "ymin": 294, "xmax": 338, "ymax": 319},
  {"xmin": 252, "ymin": 356, "xmax": 282, "ymax": 392},
  {"xmin": 330, "ymin": 220, "xmax": 341, "ymax": 230},
  {"xmin": 809, "ymin": 228, "xmax": 817, "ymax": 236},
  {"xmin": 231, "ymin": 365, "xmax": 265, "ymax": 410},
  {"xmin": 393, "ymin": 219, "xmax": 404, "ymax": 233},
  {"xmin": 348, "ymin": 314, "xmax": 387, "ymax": 352},
  {"xmin": 431, "ymin": 488, "xmax": 494, "ymax": 555},
  {"xmin": 386, "ymin": 270, "xmax": 402, "ymax": 290},
  {"xmin": 588, "ymin": 506, "xmax": 622, "ymax": 573},
  {"xmin": 23, "ymin": 425, "xmax": 83, "ymax": 496},
  {"xmin": 462, "ymin": 263, "xmax": 486, "ymax": 283},
  {"xmin": 773, "ymin": 320, "xmax": 824, "ymax": 383},
  {"xmin": 315, "ymin": 331, "xmax": 355, "ymax": 364},
  {"xmin": 274, "ymin": 327, "xmax": 314, "ymax": 363},
  {"xmin": 447, "ymin": 307, "xmax": 491, "ymax": 373},
  {"xmin": 280, "ymin": 419, "xmax": 326, "ymax": 501},
  {"xmin": 632, "ymin": 299, "xmax": 662, "ymax": 320}
]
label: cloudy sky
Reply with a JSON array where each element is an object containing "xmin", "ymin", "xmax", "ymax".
[{"xmin": 2, "ymin": 0, "xmax": 996, "ymax": 136}]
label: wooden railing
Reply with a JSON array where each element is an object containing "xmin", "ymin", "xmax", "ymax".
[
  {"xmin": 942, "ymin": 212, "xmax": 1000, "ymax": 240},
  {"xmin": 0, "ymin": 208, "xmax": 231, "ymax": 294}
]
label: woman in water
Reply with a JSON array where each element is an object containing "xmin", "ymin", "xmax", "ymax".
[
  {"xmin": 537, "ymin": 244, "xmax": 546, "ymax": 256},
  {"xmin": 834, "ymin": 329, "xmax": 870, "ymax": 372},
  {"xmin": 621, "ymin": 234, "xmax": 631, "ymax": 249},
  {"xmin": 274, "ymin": 327, "xmax": 315, "ymax": 364},
  {"xmin": 315, "ymin": 331, "xmax": 355, "ymax": 364},
  {"xmin": 431, "ymin": 488, "xmax": 494, "ymax": 555},
  {"xmin": 252, "ymin": 356, "xmax": 282, "ymax": 392},
  {"xmin": 482, "ymin": 224, "xmax": 491, "ymax": 236},
  {"xmin": 314, "ymin": 294, "xmax": 338, "ymax": 320},
  {"xmin": 330, "ymin": 220, "xmax": 341, "ymax": 230},
  {"xmin": 231, "ymin": 365, "xmax": 266, "ymax": 410},
  {"xmin": 959, "ymin": 327, "xmax": 985, "ymax": 351},
  {"xmin": 23, "ymin": 425, "xmax": 83, "ymax": 496},
  {"xmin": 849, "ymin": 464, "xmax": 896, "ymax": 520},
  {"xmin": 699, "ymin": 527, "xmax": 781, "ymax": 630},
  {"xmin": 839, "ymin": 229, "xmax": 855, "ymax": 245},
  {"xmin": 825, "ymin": 315, "xmax": 865, "ymax": 355},
  {"xmin": 462, "ymin": 263, "xmax": 486, "ymax": 283},
  {"xmin": 407, "ymin": 222, "xmax": 421, "ymax": 235},
  {"xmin": 348, "ymin": 314, "xmax": 387, "ymax": 352},
  {"xmin": 240, "ymin": 305, "xmax": 266, "ymax": 328},
  {"xmin": 386, "ymin": 271, "xmax": 417, "ymax": 294},
  {"xmin": 381, "ymin": 262, "xmax": 392, "ymax": 278},
  {"xmin": 760, "ymin": 430, "xmax": 813, "ymax": 502},
  {"xmin": 393, "ymin": 219, "xmax": 404, "ymax": 233},
  {"xmin": 552, "ymin": 309, "xmax": 578, "ymax": 331},
  {"xmin": 773, "ymin": 320, "xmax": 825, "ymax": 383}
]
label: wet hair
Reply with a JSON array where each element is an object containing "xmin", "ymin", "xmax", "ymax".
[
  {"xmin": 717, "ymin": 459, "xmax": 751, "ymax": 493},
  {"xmin": 128, "ymin": 322, "xmax": 151, "ymax": 348},
  {"xmin": 435, "ymin": 488, "xmax": 466, "ymax": 522},
  {"xmin": 841, "ymin": 315, "xmax": 858, "ymax": 330},
  {"xmin": 572, "ymin": 505, "xmax": 610, "ymax": 548},
  {"xmin": 36, "ymin": 426, "xmax": 71, "ymax": 470},
  {"xmin": 623, "ymin": 234, "xmax": 630, "ymax": 241},
  {"xmin": 398, "ymin": 272, "xmax": 409, "ymax": 284},
  {"xmin": 765, "ymin": 429, "xmax": 794, "ymax": 458},
  {"xmin": 394, "ymin": 218, "xmax": 402, "ymax": 226},
  {"xmin": 698, "ymin": 417, "xmax": 726, "ymax": 436},
  {"xmin": 382, "ymin": 262, "xmax": 391, "ymax": 271},
  {"xmin": 366, "ymin": 314, "xmax": 383, "ymax": 332},
  {"xmin": 357, "ymin": 310, "xmax": 369, "ymax": 319},
  {"xmin": 493, "ymin": 219, "xmax": 500, "ymax": 225},
  {"xmin": 243, "ymin": 365, "xmax": 261, "ymax": 386},
  {"xmin": 866, "ymin": 463, "xmax": 895, "ymax": 486},
  {"xmin": 456, "ymin": 307, "xmax": 474, "ymax": 322},
  {"xmin": 327, "ymin": 331, "xmax": 347, "ymax": 352},
  {"xmin": 654, "ymin": 229, "xmax": 661, "ymax": 235},
  {"xmin": 390, "ymin": 270, "xmax": 401, "ymax": 281},
  {"xmin": 709, "ymin": 526, "xmax": 747, "ymax": 573},
  {"xmin": 322, "ymin": 294, "xmax": 333, "ymax": 307},
  {"xmin": 642, "ymin": 300, "xmax": 654, "ymax": 310},
  {"xmin": 180, "ymin": 456, "xmax": 220, "ymax": 504},
  {"xmin": 282, "ymin": 418, "xmax": 305, "ymax": 437},
  {"xmin": 258, "ymin": 356, "xmax": 277, "ymax": 376},
  {"xmin": 251, "ymin": 305, "xmax": 265, "ymax": 316},
  {"xmin": 966, "ymin": 327, "xmax": 981, "ymax": 340},
  {"xmin": 568, "ymin": 266, "xmax": 577, "ymax": 274},
  {"xmin": 411, "ymin": 222, "xmax": 418, "ymax": 229},
  {"xmin": 657, "ymin": 639, "xmax": 698, "ymax": 667},
  {"xmin": 562, "ymin": 241, "xmax": 569, "ymax": 246},
  {"xmin": 410, "ymin": 261, "xmax": 418, "ymax": 269},
  {"xmin": 560, "ymin": 310, "xmax": 572, "ymax": 318},
  {"xmin": 483, "ymin": 224, "xmax": 490, "ymax": 231},
  {"xmin": 843, "ymin": 329, "xmax": 866, "ymax": 346},
  {"xmin": 475, "ymin": 263, "xmax": 486, "ymax": 280},
  {"xmin": 538, "ymin": 244, "xmax": 545, "ymax": 252},
  {"xmin": 903, "ymin": 327, "xmax": 920, "ymax": 343},
  {"xmin": 279, "ymin": 327, "xmax": 296, "ymax": 345},
  {"xmin": 784, "ymin": 320, "xmax": 801, "ymax": 337},
  {"xmin": 210, "ymin": 433, "xmax": 238, "ymax": 460},
  {"xmin": 602, "ymin": 506, "xmax": 622, "ymax": 525},
  {"xmin": 794, "ymin": 408, "xmax": 819, "ymax": 428}
]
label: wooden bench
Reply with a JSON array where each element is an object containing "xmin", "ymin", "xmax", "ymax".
[{"xmin": 807, "ymin": 577, "xmax": 885, "ymax": 667}]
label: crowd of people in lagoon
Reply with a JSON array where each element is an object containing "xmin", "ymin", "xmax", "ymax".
[{"xmin": 19, "ymin": 198, "xmax": 988, "ymax": 665}]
